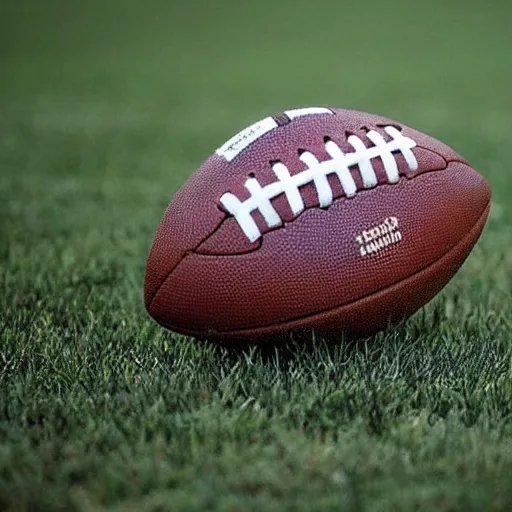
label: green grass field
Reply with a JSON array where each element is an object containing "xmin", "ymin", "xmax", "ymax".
[{"xmin": 1, "ymin": 1, "xmax": 512, "ymax": 510}]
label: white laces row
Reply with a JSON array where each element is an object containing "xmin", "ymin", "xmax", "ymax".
[{"xmin": 220, "ymin": 126, "xmax": 418, "ymax": 242}]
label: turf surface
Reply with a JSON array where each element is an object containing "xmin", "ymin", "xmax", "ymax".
[{"xmin": 1, "ymin": 0, "xmax": 512, "ymax": 510}]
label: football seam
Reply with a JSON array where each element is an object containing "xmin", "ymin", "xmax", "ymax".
[
  {"xmin": 196, "ymin": 145, "xmax": 458, "ymax": 256},
  {"xmin": 147, "ymin": 145, "xmax": 457, "ymax": 309},
  {"xmin": 162, "ymin": 198, "xmax": 491, "ymax": 339},
  {"xmin": 195, "ymin": 145, "xmax": 454, "ymax": 257}
]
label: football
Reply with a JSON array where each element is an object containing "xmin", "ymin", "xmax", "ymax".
[{"xmin": 144, "ymin": 107, "xmax": 491, "ymax": 344}]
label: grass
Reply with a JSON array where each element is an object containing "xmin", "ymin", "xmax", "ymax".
[{"xmin": 1, "ymin": 0, "xmax": 512, "ymax": 510}]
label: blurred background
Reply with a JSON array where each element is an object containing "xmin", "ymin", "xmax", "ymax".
[
  {"xmin": 0, "ymin": 0, "xmax": 511, "ymax": 295},
  {"xmin": 2, "ymin": 0, "xmax": 511, "ymax": 154}
]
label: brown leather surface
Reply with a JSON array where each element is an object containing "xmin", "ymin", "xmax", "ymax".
[
  {"xmin": 162, "ymin": 201, "xmax": 490, "ymax": 343},
  {"xmin": 144, "ymin": 108, "xmax": 491, "ymax": 342}
]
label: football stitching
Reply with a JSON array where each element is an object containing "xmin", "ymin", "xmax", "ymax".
[
  {"xmin": 182, "ymin": 197, "xmax": 491, "ymax": 339},
  {"xmin": 148, "ymin": 136, "xmax": 449, "ymax": 310},
  {"xmin": 219, "ymin": 126, "xmax": 418, "ymax": 243}
]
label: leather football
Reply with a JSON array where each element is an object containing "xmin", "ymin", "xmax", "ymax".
[{"xmin": 144, "ymin": 107, "xmax": 491, "ymax": 344}]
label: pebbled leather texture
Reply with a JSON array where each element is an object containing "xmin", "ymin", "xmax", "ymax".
[{"xmin": 144, "ymin": 107, "xmax": 491, "ymax": 343}]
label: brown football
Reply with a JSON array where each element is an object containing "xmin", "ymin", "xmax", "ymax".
[{"xmin": 144, "ymin": 107, "xmax": 491, "ymax": 344}]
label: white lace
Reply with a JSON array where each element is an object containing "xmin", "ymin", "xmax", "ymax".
[{"xmin": 219, "ymin": 126, "xmax": 418, "ymax": 242}]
